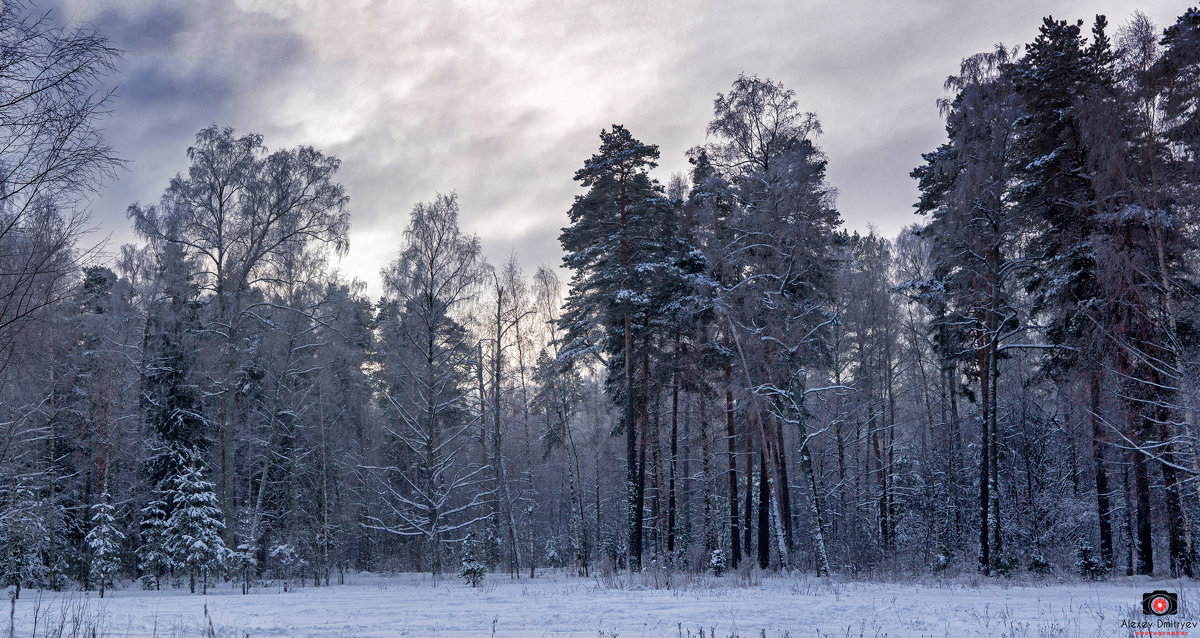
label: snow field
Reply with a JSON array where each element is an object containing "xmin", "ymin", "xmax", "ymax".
[{"xmin": 8, "ymin": 571, "xmax": 1198, "ymax": 637}]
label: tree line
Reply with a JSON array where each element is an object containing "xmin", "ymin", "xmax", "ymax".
[{"xmin": 4, "ymin": 1, "xmax": 1200, "ymax": 596}]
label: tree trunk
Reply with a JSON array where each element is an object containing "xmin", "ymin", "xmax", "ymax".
[
  {"xmin": 650, "ymin": 404, "xmax": 664, "ymax": 562},
  {"xmin": 624, "ymin": 311, "xmax": 638, "ymax": 571},
  {"xmin": 221, "ymin": 364, "xmax": 238, "ymax": 541},
  {"xmin": 566, "ymin": 438, "xmax": 587, "ymax": 576},
  {"xmin": 870, "ymin": 402, "xmax": 887, "ymax": 553},
  {"xmin": 757, "ymin": 449, "xmax": 770, "ymax": 569},
  {"xmin": 563, "ymin": 377, "xmax": 589, "ymax": 576},
  {"xmin": 477, "ymin": 342, "xmax": 498, "ymax": 564},
  {"xmin": 491, "ymin": 294, "xmax": 522, "ymax": 577},
  {"xmin": 947, "ymin": 360, "xmax": 963, "ymax": 542},
  {"xmin": 986, "ymin": 336, "xmax": 1001, "ymax": 564},
  {"xmin": 743, "ymin": 436, "xmax": 754, "ymax": 560},
  {"xmin": 1088, "ymin": 371, "xmax": 1114, "ymax": 570},
  {"xmin": 773, "ymin": 414, "xmax": 794, "ymax": 556},
  {"xmin": 725, "ymin": 368, "xmax": 741, "ymax": 568},
  {"xmin": 634, "ymin": 407, "xmax": 647, "ymax": 572},
  {"xmin": 667, "ymin": 362, "xmax": 679, "ymax": 555},
  {"xmin": 1133, "ymin": 407, "xmax": 1154, "ymax": 575},
  {"xmin": 620, "ymin": 171, "xmax": 640, "ymax": 573},
  {"xmin": 1148, "ymin": 209, "xmax": 1190, "ymax": 578},
  {"xmin": 636, "ymin": 344, "xmax": 652, "ymax": 570},
  {"xmin": 1156, "ymin": 401, "xmax": 1192, "ymax": 577},
  {"xmin": 977, "ymin": 347, "xmax": 991, "ymax": 575},
  {"xmin": 1123, "ymin": 457, "xmax": 1135, "ymax": 576},
  {"xmin": 796, "ymin": 401, "xmax": 830, "ymax": 576},
  {"xmin": 699, "ymin": 392, "xmax": 716, "ymax": 556},
  {"xmin": 884, "ymin": 329, "xmax": 898, "ymax": 549}
]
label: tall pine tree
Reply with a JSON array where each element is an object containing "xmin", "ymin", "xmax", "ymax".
[{"xmin": 559, "ymin": 125, "xmax": 677, "ymax": 571}]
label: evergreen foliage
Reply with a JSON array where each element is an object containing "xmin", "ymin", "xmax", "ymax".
[
  {"xmin": 85, "ymin": 492, "xmax": 125, "ymax": 597},
  {"xmin": 459, "ymin": 532, "xmax": 487, "ymax": 587},
  {"xmin": 164, "ymin": 447, "xmax": 230, "ymax": 594}
]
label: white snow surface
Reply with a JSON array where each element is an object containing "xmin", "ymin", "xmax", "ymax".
[{"xmin": 8, "ymin": 570, "xmax": 1196, "ymax": 637}]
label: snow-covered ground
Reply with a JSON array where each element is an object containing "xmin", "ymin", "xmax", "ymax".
[{"xmin": 7, "ymin": 570, "xmax": 1197, "ymax": 637}]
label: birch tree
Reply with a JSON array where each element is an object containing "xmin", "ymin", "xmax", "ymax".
[
  {"xmin": 705, "ymin": 74, "xmax": 840, "ymax": 574},
  {"xmin": 371, "ymin": 193, "xmax": 487, "ymax": 575},
  {"xmin": 128, "ymin": 126, "xmax": 350, "ymax": 533}
]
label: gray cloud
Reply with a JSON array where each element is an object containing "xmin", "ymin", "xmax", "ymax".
[{"xmin": 43, "ymin": 0, "xmax": 1188, "ymax": 295}]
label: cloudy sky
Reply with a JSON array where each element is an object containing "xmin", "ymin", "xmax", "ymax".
[{"xmin": 48, "ymin": 0, "xmax": 1184, "ymax": 295}]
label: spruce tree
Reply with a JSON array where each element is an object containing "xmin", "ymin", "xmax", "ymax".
[
  {"xmin": 1144, "ymin": 7, "xmax": 1200, "ymax": 579},
  {"xmin": 458, "ymin": 532, "xmax": 487, "ymax": 587},
  {"xmin": 165, "ymin": 447, "xmax": 230, "ymax": 594},
  {"xmin": 140, "ymin": 239, "xmax": 207, "ymax": 498},
  {"xmin": 137, "ymin": 496, "xmax": 171, "ymax": 590},
  {"xmin": 85, "ymin": 491, "xmax": 125, "ymax": 598},
  {"xmin": 0, "ymin": 486, "xmax": 51, "ymax": 599},
  {"xmin": 1009, "ymin": 16, "xmax": 1115, "ymax": 356}
]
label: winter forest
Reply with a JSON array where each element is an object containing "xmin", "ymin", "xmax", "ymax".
[{"xmin": 10, "ymin": 0, "xmax": 1200, "ymax": 627}]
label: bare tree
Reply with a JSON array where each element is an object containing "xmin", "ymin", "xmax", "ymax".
[
  {"xmin": 128, "ymin": 126, "xmax": 350, "ymax": 529},
  {"xmin": 0, "ymin": 1, "xmax": 120, "ymax": 367}
]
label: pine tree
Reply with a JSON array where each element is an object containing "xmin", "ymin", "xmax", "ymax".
[
  {"xmin": 1143, "ymin": 7, "xmax": 1200, "ymax": 580},
  {"xmin": 165, "ymin": 448, "xmax": 230, "ymax": 594},
  {"xmin": 559, "ymin": 124, "xmax": 679, "ymax": 571},
  {"xmin": 1010, "ymin": 14, "xmax": 1178, "ymax": 577},
  {"xmin": 85, "ymin": 491, "xmax": 125, "ymax": 598},
  {"xmin": 1157, "ymin": 9, "xmax": 1200, "ymax": 158},
  {"xmin": 912, "ymin": 45, "xmax": 1023, "ymax": 576}
]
